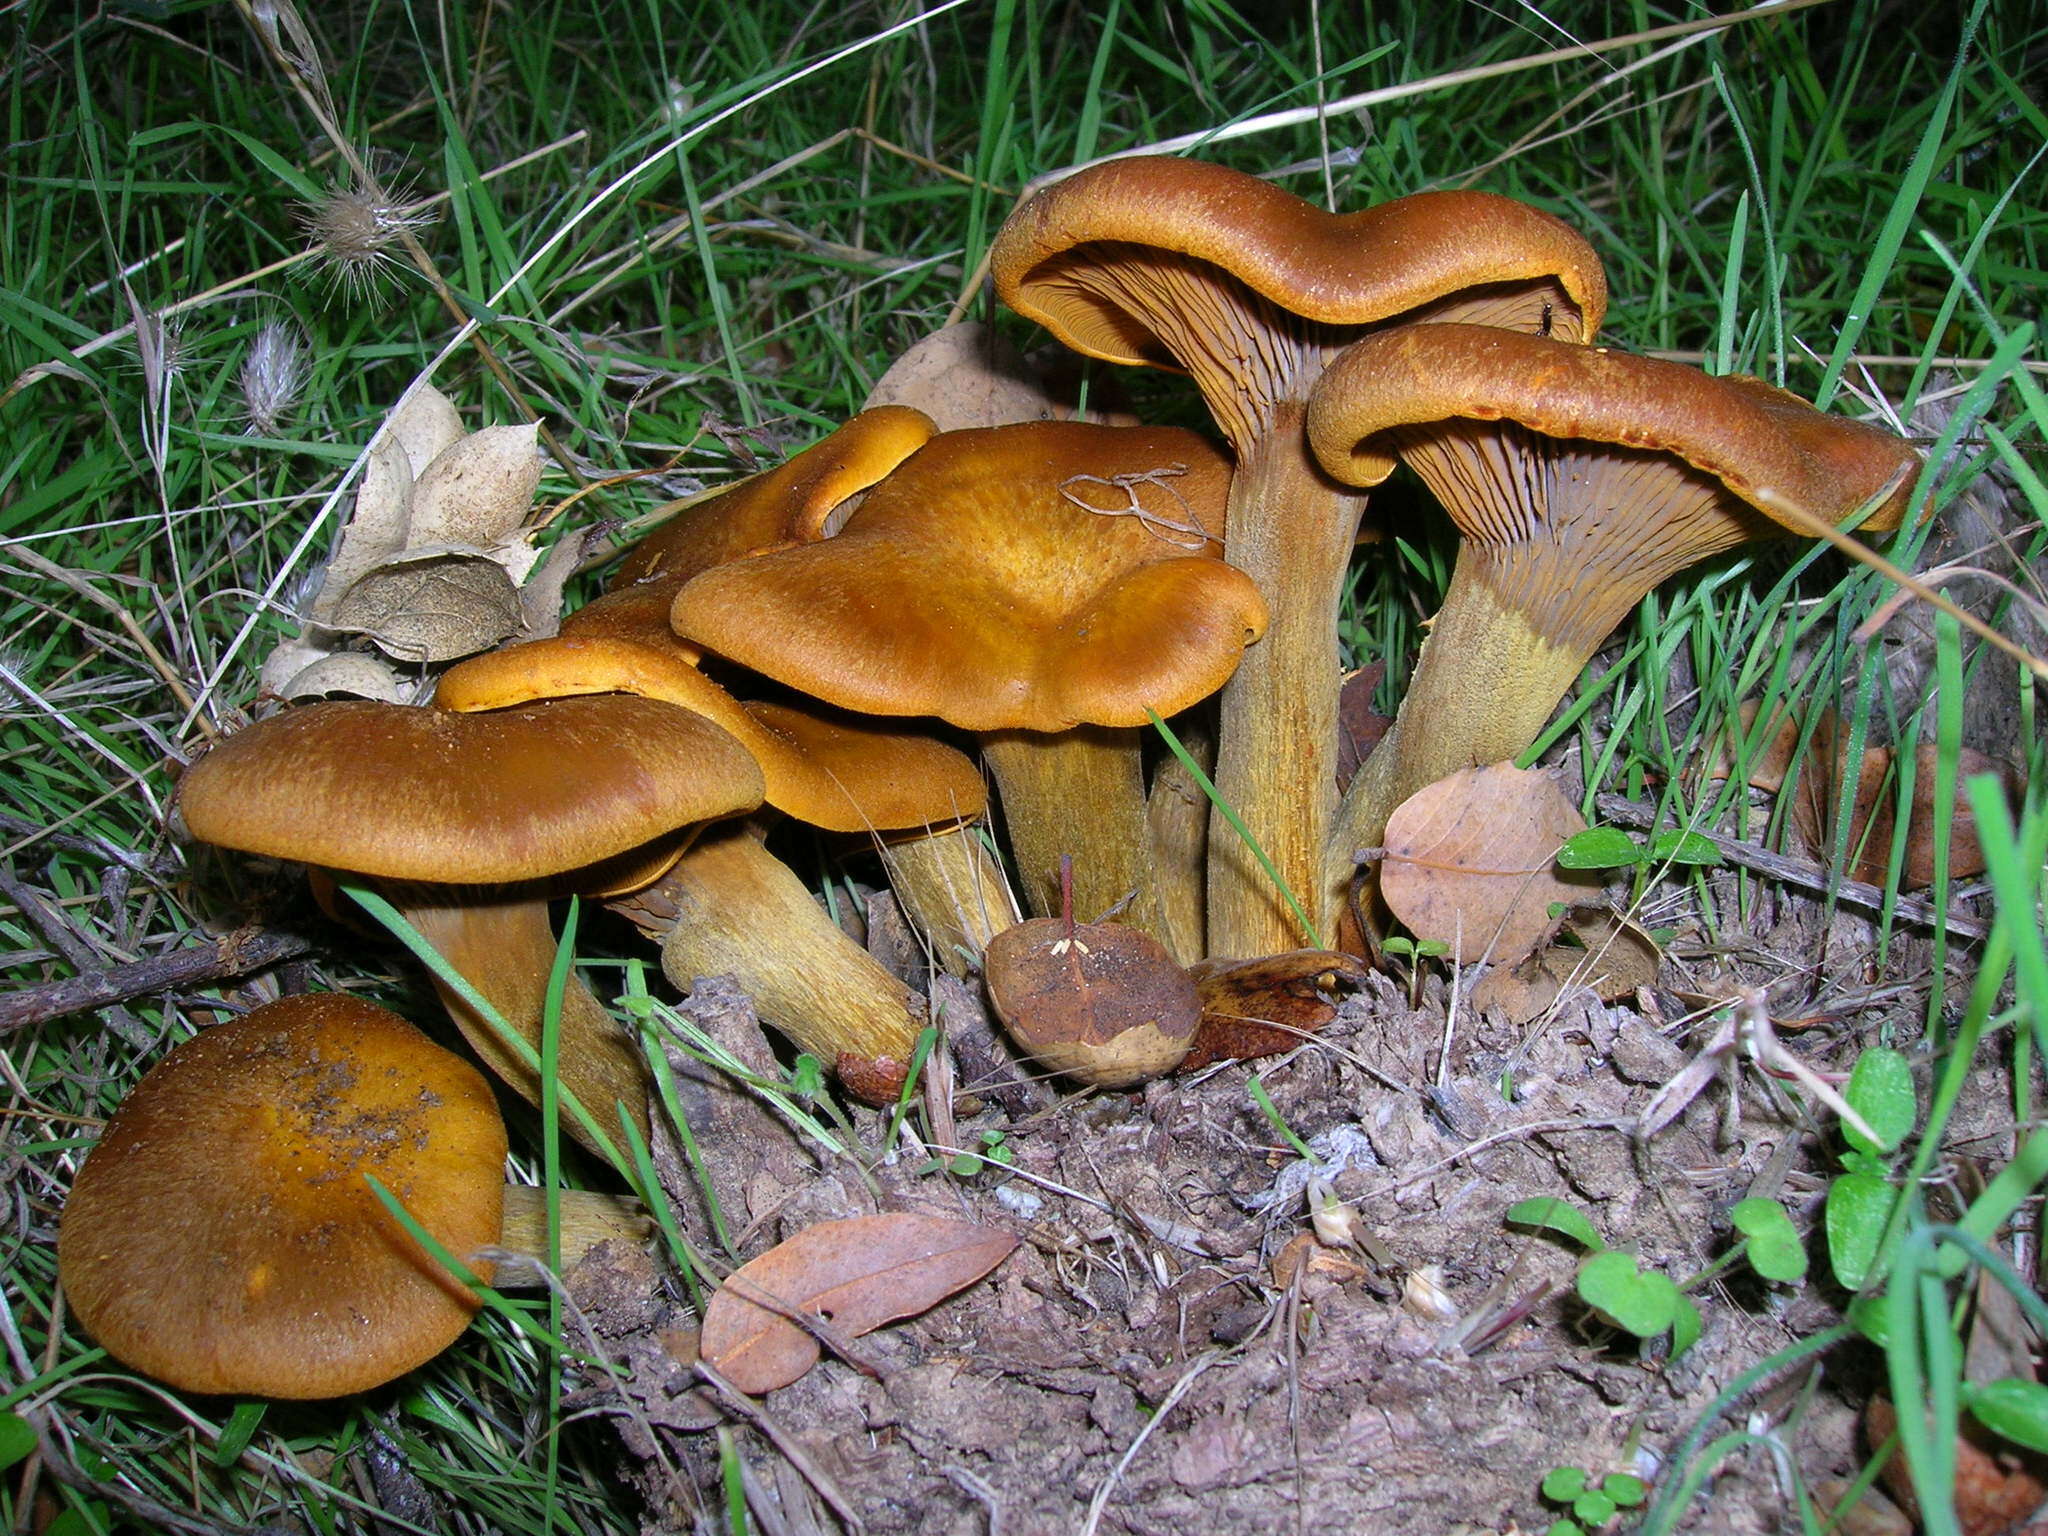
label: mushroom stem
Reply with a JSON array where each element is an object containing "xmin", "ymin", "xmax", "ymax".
[
  {"xmin": 607, "ymin": 821, "xmax": 927, "ymax": 1092},
  {"xmin": 878, "ymin": 822, "xmax": 1020, "ymax": 977},
  {"xmin": 396, "ymin": 884, "xmax": 654, "ymax": 1159},
  {"xmin": 1146, "ymin": 726, "xmax": 1214, "ymax": 964},
  {"xmin": 1206, "ymin": 422, "xmax": 1363, "ymax": 957},
  {"xmin": 982, "ymin": 726, "xmax": 1176, "ymax": 957},
  {"xmin": 491, "ymin": 1187, "xmax": 652, "ymax": 1287},
  {"xmin": 1322, "ymin": 567, "xmax": 1588, "ymax": 902}
]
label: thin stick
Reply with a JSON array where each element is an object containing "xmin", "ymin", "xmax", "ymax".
[
  {"xmin": 0, "ymin": 928, "xmax": 313, "ymax": 1034},
  {"xmin": 1592, "ymin": 792, "xmax": 1988, "ymax": 941}
]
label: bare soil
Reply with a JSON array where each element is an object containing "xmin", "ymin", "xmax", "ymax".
[{"xmin": 555, "ymin": 875, "xmax": 1999, "ymax": 1536}]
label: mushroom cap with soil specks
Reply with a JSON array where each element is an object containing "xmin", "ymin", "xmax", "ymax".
[
  {"xmin": 670, "ymin": 420, "xmax": 1263, "ymax": 734},
  {"xmin": 58, "ymin": 992, "xmax": 507, "ymax": 1399}
]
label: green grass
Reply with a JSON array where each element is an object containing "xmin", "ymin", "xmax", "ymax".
[{"xmin": 2, "ymin": 0, "xmax": 2043, "ymax": 1531}]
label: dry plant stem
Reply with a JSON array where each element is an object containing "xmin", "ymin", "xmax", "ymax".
[
  {"xmin": 0, "ymin": 927, "xmax": 312, "ymax": 1034},
  {"xmin": 981, "ymin": 727, "xmax": 1171, "ymax": 955},
  {"xmin": 394, "ymin": 883, "xmax": 653, "ymax": 1155},
  {"xmin": 1208, "ymin": 424, "xmax": 1363, "ymax": 957},
  {"xmin": 1325, "ymin": 569, "xmax": 1584, "ymax": 902},
  {"xmin": 878, "ymin": 823, "xmax": 1020, "ymax": 978},
  {"xmin": 612, "ymin": 822, "xmax": 925, "ymax": 1068}
]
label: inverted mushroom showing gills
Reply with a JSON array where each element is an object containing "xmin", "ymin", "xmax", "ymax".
[
  {"xmin": 992, "ymin": 156, "xmax": 1607, "ymax": 957},
  {"xmin": 1306, "ymin": 323, "xmax": 1923, "ymax": 902},
  {"xmin": 58, "ymin": 993, "xmax": 507, "ymax": 1399},
  {"xmin": 175, "ymin": 696, "xmax": 764, "ymax": 1154},
  {"xmin": 670, "ymin": 419, "xmax": 1266, "ymax": 958}
]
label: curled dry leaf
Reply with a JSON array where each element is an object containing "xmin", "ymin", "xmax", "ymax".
[
  {"xmin": 386, "ymin": 382, "xmax": 467, "ymax": 478},
  {"xmin": 699, "ymin": 1213, "xmax": 1018, "ymax": 1394},
  {"xmin": 863, "ymin": 321, "xmax": 1136, "ymax": 433},
  {"xmin": 1470, "ymin": 909, "xmax": 1661, "ymax": 1023},
  {"xmin": 275, "ymin": 650, "xmax": 417, "ymax": 704},
  {"xmin": 1333, "ymin": 663, "xmax": 1392, "ymax": 794},
  {"xmin": 405, "ymin": 422, "xmax": 545, "ymax": 555},
  {"xmin": 329, "ymin": 550, "xmax": 524, "ymax": 663},
  {"xmin": 1378, "ymin": 763, "xmax": 1601, "ymax": 966},
  {"xmin": 984, "ymin": 915, "xmax": 1201, "ymax": 1087},
  {"xmin": 1180, "ymin": 949, "xmax": 1370, "ymax": 1072},
  {"xmin": 312, "ymin": 436, "xmax": 414, "ymax": 623}
]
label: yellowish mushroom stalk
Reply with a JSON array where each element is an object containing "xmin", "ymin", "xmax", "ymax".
[
  {"xmin": 1306, "ymin": 324, "xmax": 1924, "ymax": 911},
  {"xmin": 991, "ymin": 157, "xmax": 1609, "ymax": 958}
]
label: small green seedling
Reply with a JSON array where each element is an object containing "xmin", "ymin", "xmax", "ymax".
[
  {"xmin": 1540, "ymin": 1463, "xmax": 1649, "ymax": 1533},
  {"xmin": 1380, "ymin": 934, "xmax": 1449, "ymax": 1004},
  {"xmin": 1556, "ymin": 825, "xmax": 1723, "ymax": 871},
  {"xmin": 1824, "ymin": 1046, "xmax": 1916, "ymax": 1294},
  {"xmin": 1506, "ymin": 1197, "xmax": 1701, "ymax": 1358},
  {"xmin": 943, "ymin": 1128, "xmax": 1017, "ymax": 1179},
  {"xmin": 1726, "ymin": 1197, "xmax": 1808, "ymax": 1283}
]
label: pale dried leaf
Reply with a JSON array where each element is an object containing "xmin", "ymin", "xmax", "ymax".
[
  {"xmin": 407, "ymin": 422, "xmax": 544, "ymax": 550},
  {"xmin": 330, "ymin": 550, "xmax": 523, "ymax": 663},
  {"xmin": 311, "ymin": 437, "xmax": 415, "ymax": 624},
  {"xmin": 699, "ymin": 1213, "xmax": 1017, "ymax": 1394},
  {"xmin": 1379, "ymin": 763, "xmax": 1600, "ymax": 965},
  {"xmin": 278, "ymin": 650, "xmax": 418, "ymax": 703},
  {"xmin": 386, "ymin": 382, "xmax": 467, "ymax": 479},
  {"xmin": 256, "ymin": 634, "xmax": 333, "ymax": 701},
  {"xmin": 864, "ymin": 323, "xmax": 1067, "ymax": 433},
  {"xmin": 516, "ymin": 526, "xmax": 595, "ymax": 641}
]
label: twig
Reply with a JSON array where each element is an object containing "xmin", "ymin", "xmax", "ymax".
[
  {"xmin": 0, "ymin": 927, "xmax": 312, "ymax": 1034},
  {"xmin": 694, "ymin": 1362, "xmax": 866, "ymax": 1533},
  {"xmin": 1079, "ymin": 1348, "xmax": 1228, "ymax": 1536},
  {"xmin": 1592, "ymin": 792, "xmax": 1988, "ymax": 941}
]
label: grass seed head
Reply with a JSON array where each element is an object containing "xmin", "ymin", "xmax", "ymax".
[
  {"xmin": 239, "ymin": 318, "xmax": 309, "ymax": 435},
  {"xmin": 300, "ymin": 174, "xmax": 436, "ymax": 300}
]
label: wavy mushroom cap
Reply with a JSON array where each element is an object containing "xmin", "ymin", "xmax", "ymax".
[
  {"xmin": 1307, "ymin": 324, "xmax": 1924, "ymax": 650},
  {"xmin": 178, "ymin": 695, "xmax": 765, "ymax": 882},
  {"xmin": 993, "ymin": 158, "xmax": 1607, "ymax": 443},
  {"xmin": 613, "ymin": 405, "xmax": 937, "ymax": 591},
  {"xmin": 671, "ymin": 421, "xmax": 1268, "ymax": 733},
  {"xmin": 437, "ymin": 634, "xmax": 986, "ymax": 833},
  {"xmin": 59, "ymin": 993, "xmax": 507, "ymax": 1398}
]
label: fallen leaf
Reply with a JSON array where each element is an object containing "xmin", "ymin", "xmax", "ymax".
[
  {"xmin": 1867, "ymin": 1395, "xmax": 2048, "ymax": 1536},
  {"xmin": 330, "ymin": 550, "xmax": 524, "ymax": 662},
  {"xmin": 864, "ymin": 322, "xmax": 1138, "ymax": 433},
  {"xmin": 1180, "ymin": 950, "xmax": 1370, "ymax": 1071},
  {"xmin": 699, "ymin": 1213, "xmax": 1017, "ymax": 1394},
  {"xmin": 1334, "ymin": 663, "xmax": 1391, "ymax": 793},
  {"xmin": 1470, "ymin": 909, "xmax": 1661, "ymax": 1022},
  {"xmin": 275, "ymin": 650, "xmax": 417, "ymax": 703},
  {"xmin": 405, "ymin": 421, "xmax": 545, "ymax": 554},
  {"xmin": 386, "ymin": 382, "xmax": 468, "ymax": 479},
  {"xmin": 985, "ymin": 916, "xmax": 1200, "ymax": 1087},
  {"xmin": 1378, "ymin": 764, "xmax": 1601, "ymax": 966}
]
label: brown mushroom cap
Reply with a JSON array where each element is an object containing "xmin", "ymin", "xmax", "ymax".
[
  {"xmin": 1307, "ymin": 325, "xmax": 1923, "ymax": 652},
  {"xmin": 436, "ymin": 633, "xmax": 986, "ymax": 834},
  {"xmin": 993, "ymin": 157, "xmax": 1608, "ymax": 439},
  {"xmin": 613, "ymin": 405, "xmax": 937, "ymax": 590},
  {"xmin": 671, "ymin": 420, "xmax": 1266, "ymax": 733},
  {"xmin": 58, "ymin": 993, "xmax": 507, "ymax": 1398},
  {"xmin": 177, "ymin": 695, "xmax": 765, "ymax": 882}
]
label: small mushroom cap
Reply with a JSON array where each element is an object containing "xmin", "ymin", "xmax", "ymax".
[
  {"xmin": 1307, "ymin": 324, "xmax": 1923, "ymax": 529},
  {"xmin": 178, "ymin": 695, "xmax": 764, "ymax": 882},
  {"xmin": 58, "ymin": 993, "xmax": 507, "ymax": 1398},
  {"xmin": 993, "ymin": 156, "xmax": 1609, "ymax": 370},
  {"xmin": 613, "ymin": 405, "xmax": 937, "ymax": 590},
  {"xmin": 436, "ymin": 634, "xmax": 988, "ymax": 832},
  {"xmin": 672, "ymin": 421, "xmax": 1268, "ymax": 733}
]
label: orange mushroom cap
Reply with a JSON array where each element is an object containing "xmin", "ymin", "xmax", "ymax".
[
  {"xmin": 670, "ymin": 420, "xmax": 1267, "ymax": 733},
  {"xmin": 58, "ymin": 993, "xmax": 507, "ymax": 1398}
]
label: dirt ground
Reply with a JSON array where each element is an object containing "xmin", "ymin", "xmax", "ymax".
[{"xmin": 546, "ymin": 864, "xmax": 1999, "ymax": 1536}]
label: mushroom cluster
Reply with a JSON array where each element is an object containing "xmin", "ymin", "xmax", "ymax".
[{"xmin": 69, "ymin": 156, "xmax": 1927, "ymax": 1402}]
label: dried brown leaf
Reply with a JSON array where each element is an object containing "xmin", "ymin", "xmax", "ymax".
[
  {"xmin": 330, "ymin": 550, "xmax": 523, "ymax": 663},
  {"xmin": 699, "ymin": 1213, "xmax": 1017, "ymax": 1394},
  {"xmin": 1180, "ymin": 950, "xmax": 1370, "ymax": 1071},
  {"xmin": 1334, "ymin": 663, "xmax": 1391, "ymax": 795},
  {"xmin": 1379, "ymin": 763, "xmax": 1599, "ymax": 966},
  {"xmin": 387, "ymin": 382, "xmax": 467, "ymax": 479},
  {"xmin": 1469, "ymin": 909, "xmax": 1661, "ymax": 1022}
]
